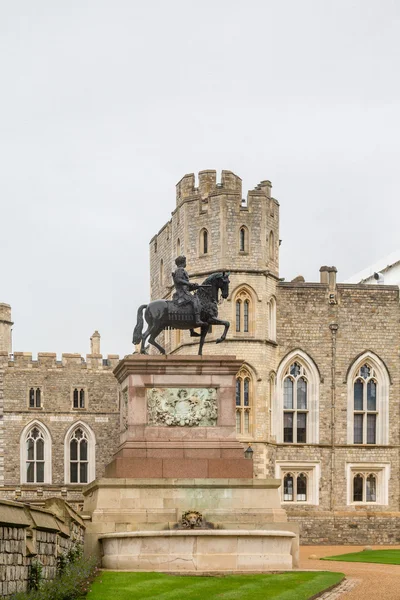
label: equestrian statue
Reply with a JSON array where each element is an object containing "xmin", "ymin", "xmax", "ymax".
[{"xmin": 132, "ymin": 256, "xmax": 230, "ymax": 355}]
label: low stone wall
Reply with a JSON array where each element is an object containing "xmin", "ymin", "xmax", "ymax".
[
  {"xmin": 0, "ymin": 497, "xmax": 85, "ymax": 597},
  {"xmin": 288, "ymin": 511, "xmax": 400, "ymax": 545}
]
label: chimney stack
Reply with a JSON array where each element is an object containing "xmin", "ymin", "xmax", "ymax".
[
  {"xmin": 90, "ymin": 331, "xmax": 101, "ymax": 355},
  {"xmin": 0, "ymin": 303, "xmax": 13, "ymax": 354}
]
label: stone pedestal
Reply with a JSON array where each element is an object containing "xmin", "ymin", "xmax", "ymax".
[
  {"xmin": 83, "ymin": 355, "xmax": 299, "ymax": 570},
  {"xmin": 105, "ymin": 355, "xmax": 253, "ymax": 479}
]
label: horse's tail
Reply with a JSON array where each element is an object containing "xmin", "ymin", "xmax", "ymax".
[{"xmin": 132, "ymin": 304, "xmax": 147, "ymax": 344}]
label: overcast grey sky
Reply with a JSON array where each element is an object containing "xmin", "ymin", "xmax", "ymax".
[{"xmin": 1, "ymin": 1, "xmax": 399, "ymax": 357}]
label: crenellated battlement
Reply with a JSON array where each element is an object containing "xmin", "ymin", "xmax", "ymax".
[
  {"xmin": 7, "ymin": 351, "xmax": 120, "ymax": 369},
  {"xmin": 176, "ymin": 169, "xmax": 243, "ymax": 205}
]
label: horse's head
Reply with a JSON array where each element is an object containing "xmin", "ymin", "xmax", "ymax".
[
  {"xmin": 220, "ymin": 271, "xmax": 230, "ymax": 299},
  {"xmin": 202, "ymin": 272, "xmax": 230, "ymax": 301}
]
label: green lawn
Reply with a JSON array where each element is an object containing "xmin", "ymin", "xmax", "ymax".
[
  {"xmin": 322, "ymin": 549, "xmax": 400, "ymax": 565},
  {"xmin": 89, "ymin": 571, "xmax": 344, "ymax": 600}
]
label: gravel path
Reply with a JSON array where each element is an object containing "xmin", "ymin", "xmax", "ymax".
[{"xmin": 299, "ymin": 545, "xmax": 400, "ymax": 600}]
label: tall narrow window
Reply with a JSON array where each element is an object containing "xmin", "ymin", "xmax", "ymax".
[
  {"xmin": 269, "ymin": 230, "xmax": 275, "ymax": 261},
  {"xmin": 29, "ymin": 387, "xmax": 42, "ymax": 409},
  {"xmin": 353, "ymin": 363, "xmax": 378, "ymax": 444},
  {"xmin": 240, "ymin": 227, "xmax": 245, "ymax": 252},
  {"xmin": 73, "ymin": 388, "xmax": 86, "ymax": 409},
  {"xmin": 243, "ymin": 300, "xmax": 249, "ymax": 332},
  {"xmin": 236, "ymin": 368, "xmax": 252, "ymax": 435},
  {"xmin": 268, "ymin": 297, "xmax": 276, "ymax": 341},
  {"xmin": 296, "ymin": 473, "xmax": 307, "ymax": 501},
  {"xmin": 26, "ymin": 427, "xmax": 45, "ymax": 483},
  {"xmin": 160, "ymin": 259, "xmax": 164, "ymax": 285},
  {"xmin": 199, "ymin": 229, "xmax": 209, "ymax": 255},
  {"xmin": 176, "ymin": 238, "xmax": 181, "ymax": 256},
  {"xmin": 234, "ymin": 289, "xmax": 253, "ymax": 334},
  {"xmin": 236, "ymin": 301, "xmax": 241, "ymax": 332},
  {"xmin": 70, "ymin": 428, "xmax": 88, "ymax": 484},
  {"xmin": 282, "ymin": 362, "xmax": 308, "ymax": 443},
  {"xmin": 203, "ymin": 230, "xmax": 208, "ymax": 254},
  {"xmin": 283, "ymin": 474, "xmax": 293, "ymax": 501}
]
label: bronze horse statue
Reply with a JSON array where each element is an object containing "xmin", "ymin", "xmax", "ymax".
[{"xmin": 132, "ymin": 272, "xmax": 230, "ymax": 355}]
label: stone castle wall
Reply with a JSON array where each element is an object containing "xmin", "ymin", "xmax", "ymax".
[
  {"xmin": 0, "ymin": 498, "xmax": 85, "ymax": 597},
  {"xmin": 0, "ymin": 351, "xmax": 120, "ymax": 510},
  {"xmin": 148, "ymin": 169, "xmax": 400, "ymax": 544}
]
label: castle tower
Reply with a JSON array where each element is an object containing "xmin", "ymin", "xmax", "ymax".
[
  {"xmin": 149, "ymin": 170, "xmax": 280, "ymax": 477},
  {"xmin": 0, "ymin": 304, "xmax": 13, "ymax": 355}
]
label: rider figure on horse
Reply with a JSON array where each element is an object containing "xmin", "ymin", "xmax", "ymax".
[{"xmin": 172, "ymin": 256, "xmax": 207, "ymax": 327}]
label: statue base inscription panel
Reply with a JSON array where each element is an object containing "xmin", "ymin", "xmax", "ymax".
[{"xmin": 104, "ymin": 355, "xmax": 253, "ymax": 479}]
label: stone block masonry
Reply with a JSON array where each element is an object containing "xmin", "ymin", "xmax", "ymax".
[{"xmin": 0, "ymin": 497, "xmax": 85, "ymax": 598}]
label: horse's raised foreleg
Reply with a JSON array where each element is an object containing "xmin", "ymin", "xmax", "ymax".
[
  {"xmin": 148, "ymin": 325, "xmax": 166, "ymax": 355},
  {"xmin": 208, "ymin": 317, "xmax": 230, "ymax": 344},
  {"xmin": 198, "ymin": 325, "xmax": 209, "ymax": 355}
]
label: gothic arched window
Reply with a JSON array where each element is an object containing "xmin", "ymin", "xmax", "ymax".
[
  {"xmin": 353, "ymin": 364, "xmax": 378, "ymax": 444},
  {"xmin": 20, "ymin": 422, "xmax": 52, "ymax": 484},
  {"xmin": 347, "ymin": 353, "xmax": 390, "ymax": 445},
  {"xmin": 64, "ymin": 423, "xmax": 96, "ymax": 485},
  {"xmin": 236, "ymin": 367, "xmax": 252, "ymax": 435},
  {"xmin": 273, "ymin": 351, "xmax": 320, "ymax": 444},
  {"xmin": 234, "ymin": 289, "xmax": 253, "ymax": 334}
]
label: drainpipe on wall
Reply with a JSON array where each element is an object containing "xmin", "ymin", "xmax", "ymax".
[{"xmin": 329, "ymin": 323, "xmax": 339, "ymax": 511}]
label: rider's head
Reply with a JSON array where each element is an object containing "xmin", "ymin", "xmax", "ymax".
[{"xmin": 175, "ymin": 255, "xmax": 186, "ymax": 267}]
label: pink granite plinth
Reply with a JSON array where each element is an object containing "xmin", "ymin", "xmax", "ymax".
[{"xmin": 106, "ymin": 355, "xmax": 253, "ymax": 480}]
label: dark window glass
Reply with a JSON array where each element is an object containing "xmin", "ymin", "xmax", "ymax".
[
  {"xmin": 27, "ymin": 462, "xmax": 34, "ymax": 483},
  {"xmin": 203, "ymin": 230, "xmax": 208, "ymax": 254},
  {"xmin": 354, "ymin": 380, "xmax": 363, "ymax": 410},
  {"xmin": 367, "ymin": 380, "xmax": 376, "ymax": 411},
  {"xmin": 354, "ymin": 414, "xmax": 363, "ymax": 443},
  {"xmin": 284, "ymin": 413, "xmax": 293, "ymax": 443},
  {"xmin": 236, "ymin": 380, "xmax": 241, "ymax": 406},
  {"xmin": 366, "ymin": 474, "xmax": 376, "ymax": 502},
  {"xmin": 73, "ymin": 389, "xmax": 79, "ymax": 408},
  {"xmin": 236, "ymin": 410, "xmax": 241, "ymax": 433},
  {"xmin": 80, "ymin": 439, "xmax": 88, "ymax": 461},
  {"xmin": 35, "ymin": 388, "xmax": 41, "ymax": 408},
  {"xmin": 27, "ymin": 439, "xmax": 34, "ymax": 461},
  {"xmin": 240, "ymin": 228, "xmax": 245, "ymax": 252},
  {"xmin": 353, "ymin": 474, "xmax": 363, "ymax": 501},
  {"xmin": 290, "ymin": 363, "xmax": 301, "ymax": 377},
  {"xmin": 244, "ymin": 378, "xmax": 249, "ymax": 406},
  {"xmin": 367, "ymin": 414, "xmax": 376, "ymax": 444},
  {"xmin": 236, "ymin": 301, "xmax": 241, "ymax": 332},
  {"xmin": 80, "ymin": 462, "xmax": 88, "ymax": 484},
  {"xmin": 297, "ymin": 378, "xmax": 307, "ymax": 409},
  {"xmin": 36, "ymin": 439, "xmax": 44, "ymax": 461},
  {"xmin": 297, "ymin": 413, "xmax": 307, "ymax": 443},
  {"xmin": 283, "ymin": 378, "xmax": 293, "ymax": 409},
  {"xmin": 79, "ymin": 389, "xmax": 85, "ymax": 408},
  {"xmin": 297, "ymin": 473, "xmax": 307, "ymax": 501},
  {"xmin": 70, "ymin": 462, "xmax": 78, "ymax": 483},
  {"xmin": 283, "ymin": 474, "xmax": 293, "ymax": 501},
  {"xmin": 360, "ymin": 364, "xmax": 370, "ymax": 379},
  {"xmin": 244, "ymin": 300, "xmax": 249, "ymax": 332},
  {"xmin": 29, "ymin": 388, "xmax": 35, "ymax": 408},
  {"xmin": 70, "ymin": 439, "xmax": 78, "ymax": 461},
  {"xmin": 36, "ymin": 462, "xmax": 44, "ymax": 483}
]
